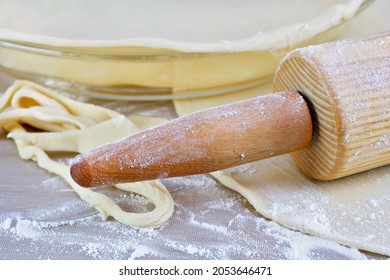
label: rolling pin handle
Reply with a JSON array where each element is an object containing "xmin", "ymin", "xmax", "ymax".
[{"xmin": 70, "ymin": 91, "xmax": 312, "ymax": 187}]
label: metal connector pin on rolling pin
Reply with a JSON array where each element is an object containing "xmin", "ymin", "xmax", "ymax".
[{"xmin": 70, "ymin": 31, "xmax": 390, "ymax": 187}]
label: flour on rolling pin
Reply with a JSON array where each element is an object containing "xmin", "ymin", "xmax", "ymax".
[
  {"xmin": 70, "ymin": 91, "xmax": 313, "ymax": 186},
  {"xmin": 71, "ymin": 31, "xmax": 390, "ymax": 187}
]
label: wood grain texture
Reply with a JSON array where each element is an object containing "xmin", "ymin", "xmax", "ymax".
[
  {"xmin": 274, "ymin": 31, "xmax": 390, "ymax": 180},
  {"xmin": 71, "ymin": 91, "xmax": 312, "ymax": 187}
]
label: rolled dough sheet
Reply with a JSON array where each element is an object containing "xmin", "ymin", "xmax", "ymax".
[{"xmin": 212, "ymin": 156, "xmax": 390, "ymax": 257}]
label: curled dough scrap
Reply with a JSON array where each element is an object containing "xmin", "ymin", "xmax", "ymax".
[{"xmin": 0, "ymin": 81, "xmax": 174, "ymax": 228}]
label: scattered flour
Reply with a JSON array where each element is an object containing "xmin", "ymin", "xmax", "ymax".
[
  {"xmin": 13, "ymin": 220, "xmax": 43, "ymax": 239},
  {"xmin": 0, "ymin": 173, "xmax": 380, "ymax": 260},
  {"xmin": 129, "ymin": 246, "xmax": 152, "ymax": 260},
  {"xmin": 2, "ymin": 217, "xmax": 12, "ymax": 230}
]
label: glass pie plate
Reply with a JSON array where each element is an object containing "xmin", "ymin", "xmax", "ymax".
[{"xmin": 0, "ymin": 0, "xmax": 373, "ymax": 100}]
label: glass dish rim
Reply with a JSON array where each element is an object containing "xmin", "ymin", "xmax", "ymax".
[{"xmin": 0, "ymin": 0, "xmax": 374, "ymax": 62}]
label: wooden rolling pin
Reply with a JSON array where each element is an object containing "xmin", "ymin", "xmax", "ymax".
[{"xmin": 70, "ymin": 31, "xmax": 390, "ymax": 187}]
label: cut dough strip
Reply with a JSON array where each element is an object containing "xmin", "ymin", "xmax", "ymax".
[{"xmin": 0, "ymin": 80, "xmax": 174, "ymax": 228}]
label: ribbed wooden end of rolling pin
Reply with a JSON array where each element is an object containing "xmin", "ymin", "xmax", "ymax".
[
  {"xmin": 70, "ymin": 91, "xmax": 312, "ymax": 187},
  {"xmin": 274, "ymin": 31, "xmax": 390, "ymax": 180}
]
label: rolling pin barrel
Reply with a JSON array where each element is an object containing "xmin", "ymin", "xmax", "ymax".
[{"xmin": 275, "ymin": 31, "xmax": 390, "ymax": 180}]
